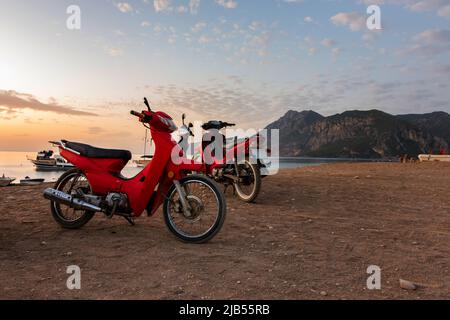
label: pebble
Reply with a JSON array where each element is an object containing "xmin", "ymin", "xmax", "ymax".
[
  {"xmin": 40, "ymin": 241, "xmax": 47, "ymax": 246},
  {"xmin": 320, "ymin": 291, "xmax": 328, "ymax": 296},
  {"xmin": 21, "ymin": 220, "xmax": 37, "ymax": 224},
  {"xmin": 175, "ymin": 287, "xmax": 184, "ymax": 295},
  {"xmin": 399, "ymin": 279, "xmax": 417, "ymax": 291}
]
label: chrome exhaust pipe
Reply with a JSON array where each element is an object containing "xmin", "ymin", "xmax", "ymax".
[{"xmin": 43, "ymin": 188, "xmax": 101, "ymax": 212}]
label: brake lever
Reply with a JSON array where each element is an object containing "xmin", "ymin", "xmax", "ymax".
[{"xmin": 144, "ymin": 97, "xmax": 151, "ymax": 111}]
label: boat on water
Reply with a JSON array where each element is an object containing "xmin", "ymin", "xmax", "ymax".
[
  {"xmin": 27, "ymin": 150, "xmax": 74, "ymax": 171},
  {"xmin": 133, "ymin": 155, "xmax": 153, "ymax": 168},
  {"xmin": 20, "ymin": 176, "xmax": 45, "ymax": 186},
  {"xmin": 418, "ymin": 154, "xmax": 450, "ymax": 162},
  {"xmin": 0, "ymin": 174, "xmax": 16, "ymax": 187},
  {"xmin": 133, "ymin": 129, "xmax": 153, "ymax": 168}
]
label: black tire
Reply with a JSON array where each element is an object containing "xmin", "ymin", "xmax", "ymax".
[
  {"xmin": 50, "ymin": 168, "xmax": 95, "ymax": 229},
  {"xmin": 163, "ymin": 175, "xmax": 227, "ymax": 244},
  {"xmin": 234, "ymin": 160, "xmax": 261, "ymax": 203}
]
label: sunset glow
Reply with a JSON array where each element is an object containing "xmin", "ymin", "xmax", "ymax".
[{"xmin": 1, "ymin": 0, "xmax": 449, "ymax": 152}]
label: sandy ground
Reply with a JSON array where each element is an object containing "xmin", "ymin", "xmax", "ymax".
[{"xmin": 0, "ymin": 162, "xmax": 449, "ymax": 300}]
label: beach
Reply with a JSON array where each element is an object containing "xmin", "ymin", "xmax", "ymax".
[{"xmin": 1, "ymin": 162, "xmax": 449, "ymax": 299}]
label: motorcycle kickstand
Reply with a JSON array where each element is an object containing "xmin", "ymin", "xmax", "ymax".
[{"xmin": 123, "ymin": 216, "xmax": 135, "ymax": 226}]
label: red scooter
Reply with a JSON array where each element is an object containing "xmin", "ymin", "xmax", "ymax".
[
  {"xmin": 43, "ymin": 98, "xmax": 226, "ymax": 243},
  {"xmin": 178, "ymin": 115, "xmax": 265, "ymax": 203}
]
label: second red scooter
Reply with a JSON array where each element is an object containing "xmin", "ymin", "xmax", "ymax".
[{"xmin": 177, "ymin": 114, "xmax": 267, "ymax": 203}]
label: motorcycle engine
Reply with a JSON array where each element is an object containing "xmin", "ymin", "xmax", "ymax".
[
  {"xmin": 212, "ymin": 168, "xmax": 224, "ymax": 181},
  {"xmin": 105, "ymin": 193, "xmax": 128, "ymax": 211}
]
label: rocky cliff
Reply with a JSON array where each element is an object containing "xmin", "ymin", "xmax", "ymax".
[{"xmin": 266, "ymin": 109, "xmax": 449, "ymax": 158}]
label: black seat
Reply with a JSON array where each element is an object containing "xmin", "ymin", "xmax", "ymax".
[{"xmin": 62, "ymin": 140, "xmax": 132, "ymax": 161}]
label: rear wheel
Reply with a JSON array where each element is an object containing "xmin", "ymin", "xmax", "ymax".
[
  {"xmin": 163, "ymin": 175, "xmax": 226, "ymax": 243},
  {"xmin": 50, "ymin": 169, "xmax": 95, "ymax": 229},
  {"xmin": 233, "ymin": 160, "xmax": 261, "ymax": 203}
]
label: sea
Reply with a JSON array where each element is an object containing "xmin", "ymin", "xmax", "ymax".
[{"xmin": 0, "ymin": 151, "xmax": 373, "ymax": 185}]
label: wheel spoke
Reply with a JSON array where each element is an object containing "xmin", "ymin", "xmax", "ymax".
[
  {"xmin": 167, "ymin": 179, "xmax": 220, "ymax": 239},
  {"xmin": 54, "ymin": 172, "xmax": 91, "ymax": 223}
]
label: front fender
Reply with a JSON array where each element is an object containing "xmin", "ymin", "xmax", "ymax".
[{"xmin": 167, "ymin": 158, "xmax": 205, "ymax": 180}]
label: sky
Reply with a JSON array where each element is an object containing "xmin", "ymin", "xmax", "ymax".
[{"xmin": 0, "ymin": 0, "xmax": 449, "ymax": 152}]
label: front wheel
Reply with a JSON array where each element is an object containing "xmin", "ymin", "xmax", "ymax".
[
  {"xmin": 233, "ymin": 160, "xmax": 261, "ymax": 203},
  {"xmin": 163, "ymin": 175, "xmax": 227, "ymax": 243}
]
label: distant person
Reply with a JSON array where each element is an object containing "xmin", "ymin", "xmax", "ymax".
[{"xmin": 439, "ymin": 148, "xmax": 446, "ymax": 155}]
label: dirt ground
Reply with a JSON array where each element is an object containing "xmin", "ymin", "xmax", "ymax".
[{"xmin": 1, "ymin": 162, "xmax": 449, "ymax": 300}]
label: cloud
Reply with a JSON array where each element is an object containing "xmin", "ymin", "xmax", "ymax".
[
  {"xmin": 308, "ymin": 47, "xmax": 318, "ymax": 55},
  {"xmin": 191, "ymin": 22, "xmax": 207, "ymax": 33},
  {"xmin": 153, "ymin": 0, "xmax": 171, "ymax": 12},
  {"xmin": 154, "ymin": 0, "xmax": 171, "ymax": 12},
  {"xmin": 331, "ymin": 12, "xmax": 366, "ymax": 32},
  {"xmin": 321, "ymin": 38, "xmax": 337, "ymax": 47},
  {"xmin": 406, "ymin": 28, "xmax": 450, "ymax": 55},
  {"xmin": 359, "ymin": 0, "xmax": 450, "ymax": 18},
  {"xmin": 215, "ymin": 0, "xmax": 238, "ymax": 9},
  {"xmin": 408, "ymin": 0, "xmax": 444, "ymax": 12},
  {"xmin": 304, "ymin": 16, "xmax": 314, "ymax": 23},
  {"xmin": 438, "ymin": 4, "xmax": 450, "ymax": 17},
  {"xmin": 152, "ymin": 0, "xmax": 200, "ymax": 14},
  {"xmin": 414, "ymin": 28, "xmax": 450, "ymax": 42},
  {"xmin": 0, "ymin": 90, "xmax": 97, "ymax": 116},
  {"xmin": 106, "ymin": 47, "xmax": 124, "ymax": 57},
  {"xmin": 198, "ymin": 35, "xmax": 212, "ymax": 44},
  {"xmin": 177, "ymin": 5, "xmax": 188, "ymax": 13},
  {"xmin": 249, "ymin": 21, "xmax": 262, "ymax": 31},
  {"xmin": 87, "ymin": 127, "xmax": 105, "ymax": 134},
  {"xmin": 115, "ymin": 2, "xmax": 133, "ymax": 13},
  {"xmin": 332, "ymin": 47, "xmax": 342, "ymax": 59},
  {"xmin": 189, "ymin": 0, "xmax": 201, "ymax": 14}
]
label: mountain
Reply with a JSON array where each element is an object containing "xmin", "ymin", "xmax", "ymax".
[
  {"xmin": 266, "ymin": 109, "xmax": 449, "ymax": 158},
  {"xmin": 397, "ymin": 112, "xmax": 450, "ymax": 145}
]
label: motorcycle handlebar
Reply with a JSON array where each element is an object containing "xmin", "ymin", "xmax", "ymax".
[
  {"xmin": 131, "ymin": 110, "xmax": 152, "ymax": 123},
  {"xmin": 130, "ymin": 110, "xmax": 143, "ymax": 118}
]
